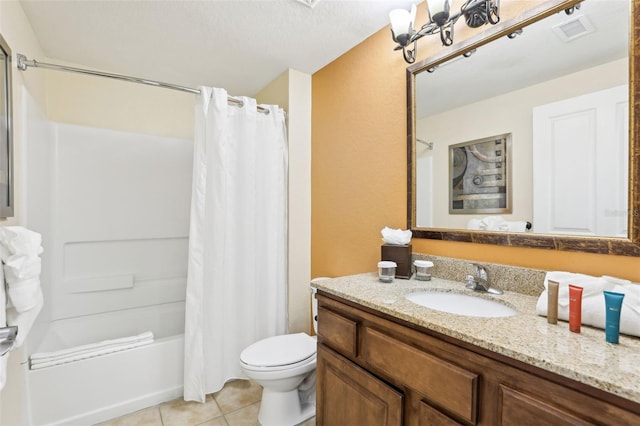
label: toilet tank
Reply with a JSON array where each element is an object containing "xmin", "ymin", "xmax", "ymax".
[{"xmin": 310, "ymin": 277, "xmax": 331, "ymax": 334}]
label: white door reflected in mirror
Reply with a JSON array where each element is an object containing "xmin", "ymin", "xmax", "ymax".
[{"xmin": 533, "ymin": 85, "xmax": 628, "ymax": 237}]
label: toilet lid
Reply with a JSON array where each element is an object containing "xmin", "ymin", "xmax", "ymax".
[{"xmin": 240, "ymin": 332, "xmax": 316, "ymax": 368}]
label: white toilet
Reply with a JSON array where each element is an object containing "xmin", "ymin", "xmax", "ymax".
[{"xmin": 240, "ymin": 283, "xmax": 322, "ymax": 426}]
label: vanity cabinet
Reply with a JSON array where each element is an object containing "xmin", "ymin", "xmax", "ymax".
[
  {"xmin": 317, "ymin": 344, "xmax": 403, "ymax": 425},
  {"xmin": 316, "ymin": 292, "xmax": 640, "ymax": 426}
]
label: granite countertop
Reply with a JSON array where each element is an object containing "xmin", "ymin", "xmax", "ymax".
[{"xmin": 313, "ymin": 273, "xmax": 640, "ymax": 404}]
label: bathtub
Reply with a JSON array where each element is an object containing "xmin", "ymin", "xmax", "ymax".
[{"xmin": 23, "ymin": 302, "xmax": 185, "ymax": 426}]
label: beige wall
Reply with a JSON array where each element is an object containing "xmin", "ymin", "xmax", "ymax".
[
  {"xmin": 257, "ymin": 69, "xmax": 313, "ymax": 334},
  {"xmin": 418, "ymin": 58, "xmax": 627, "ymax": 229},
  {"xmin": 311, "ymin": 0, "xmax": 640, "ymax": 282},
  {"xmin": 46, "ymin": 65, "xmax": 194, "ymax": 139}
]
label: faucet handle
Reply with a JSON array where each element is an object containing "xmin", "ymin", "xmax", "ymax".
[
  {"xmin": 471, "ymin": 263, "xmax": 488, "ymax": 279},
  {"xmin": 464, "ymin": 274, "xmax": 476, "ymax": 289}
]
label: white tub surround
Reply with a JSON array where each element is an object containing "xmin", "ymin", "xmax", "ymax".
[{"xmin": 24, "ymin": 121, "xmax": 192, "ymax": 425}]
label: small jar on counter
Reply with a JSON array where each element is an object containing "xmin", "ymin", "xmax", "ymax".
[
  {"xmin": 413, "ymin": 260, "xmax": 434, "ymax": 281},
  {"xmin": 378, "ymin": 261, "xmax": 397, "ymax": 283}
]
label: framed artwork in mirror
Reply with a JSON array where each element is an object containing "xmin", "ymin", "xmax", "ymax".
[
  {"xmin": 0, "ymin": 33, "xmax": 13, "ymax": 218},
  {"xmin": 449, "ymin": 134, "xmax": 511, "ymax": 214}
]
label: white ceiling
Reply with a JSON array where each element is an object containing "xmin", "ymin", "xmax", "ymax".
[{"xmin": 19, "ymin": 0, "xmax": 420, "ymax": 97}]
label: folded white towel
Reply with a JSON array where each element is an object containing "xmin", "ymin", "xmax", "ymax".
[
  {"xmin": 536, "ymin": 272, "xmax": 640, "ymax": 337},
  {"xmin": 30, "ymin": 339, "xmax": 154, "ymax": 370},
  {"xmin": 30, "ymin": 331, "xmax": 154, "ymax": 363}
]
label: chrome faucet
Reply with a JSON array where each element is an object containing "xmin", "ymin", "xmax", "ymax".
[{"xmin": 465, "ymin": 263, "xmax": 502, "ymax": 295}]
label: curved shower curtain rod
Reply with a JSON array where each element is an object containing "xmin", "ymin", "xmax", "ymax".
[{"xmin": 16, "ymin": 54, "xmax": 271, "ymax": 114}]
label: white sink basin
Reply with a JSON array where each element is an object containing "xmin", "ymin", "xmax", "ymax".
[{"xmin": 405, "ymin": 291, "xmax": 517, "ymax": 318}]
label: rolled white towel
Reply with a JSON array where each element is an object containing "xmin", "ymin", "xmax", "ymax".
[
  {"xmin": 612, "ymin": 283, "xmax": 640, "ymax": 337},
  {"xmin": 482, "ymin": 216, "xmax": 507, "ymax": 231},
  {"xmin": 0, "ymin": 227, "xmax": 43, "ymax": 261},
  {"xmin": 3, "ymin": 256, "xmax": 41, "ymax": 283},
  {"xmin": 507, "ymin": 221, "xmax": 528, "ymax": 232},
  {"xmin": 6, "ymin": 278, "xmax": 43, "ymax": 313},
  {"xmin": 0, "ymin": 264, "xmax": 6, "ymax": 391},
  {"xmin": 6, "ymin": 290, "xmax": 43, "ymax": 348},
  {"xmin": 467, "ymin": 219, "xmax": 484, "ymax": 230}
]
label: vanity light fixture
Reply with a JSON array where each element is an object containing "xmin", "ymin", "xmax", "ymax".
[{"xmin": 389, "ymin": 0, "xmax": 500, "ymax": 63}]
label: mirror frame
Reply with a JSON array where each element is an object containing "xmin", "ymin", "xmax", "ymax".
[
  {"xmin": 407, "ymin": 0, "xmax": 640, "ymax": 256},
  {"xmin": 0, "ymin": 33, "xmax": 13, "ymax": 218}
]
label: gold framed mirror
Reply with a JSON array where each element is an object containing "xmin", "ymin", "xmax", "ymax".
[{"xmin": 407, "ymin": 0, "xmax": 639, "ymax": 255}]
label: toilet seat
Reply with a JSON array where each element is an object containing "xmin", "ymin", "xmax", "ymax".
[{"xmin": 240, "ymin": 332, "xmax": 316, "ymax": 371}]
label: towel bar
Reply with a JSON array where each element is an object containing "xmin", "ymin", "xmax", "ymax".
[{"xmin": 0, "ymin": 326, "xmax": 18, "ymax": 356}]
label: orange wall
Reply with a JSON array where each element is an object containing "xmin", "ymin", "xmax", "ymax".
[{"xmin": 311, "ymin": 0, "xmax": 640, "ymax": 281}]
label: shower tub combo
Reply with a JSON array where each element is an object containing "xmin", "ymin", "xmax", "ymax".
[{"xmin": 23, "ymin": 114, "xmax": 193, "ymax": 425}]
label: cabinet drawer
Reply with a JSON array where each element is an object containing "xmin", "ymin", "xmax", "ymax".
[
  {"xmin": 363, "ymin": 327, "xmax": 478, "ymax": 424},
  {"xmin": 317, "ymin": 307, "xmax": 358, "ymax": 357}
]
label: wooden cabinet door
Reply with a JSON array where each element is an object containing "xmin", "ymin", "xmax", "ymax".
[
  {"xmin": 498, "ymin": 385, "xmax": 595, "ymax": 426},
  {"xmin": 418, "ymin": 400, "xmax": 464, "ymax": 426},
  {"xmin": 316, "ymin": 344, "xmax": 403, "ymax": 426}
]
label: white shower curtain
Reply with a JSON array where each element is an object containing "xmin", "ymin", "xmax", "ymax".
[{"xmin": 184, "ymin": 87, "xmax": 288, "ymax": 402}]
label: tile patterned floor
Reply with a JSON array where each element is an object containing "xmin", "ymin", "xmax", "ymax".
[{"xmin": 96, "ymin": 379, "xmax": 316, "ymax": 426}]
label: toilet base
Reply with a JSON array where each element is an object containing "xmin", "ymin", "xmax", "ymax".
[{"xmin": 258, "ymin": 387, "xmax": 316, "ymax": 426}]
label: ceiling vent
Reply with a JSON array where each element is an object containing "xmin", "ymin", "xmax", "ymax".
[
  {"xmin": 294, "ymin": 0, "xmax": 322, "ymax": 8},
  {"xmin": 552, "ymin": 15, "xmax": 595, "ymax": 42}
]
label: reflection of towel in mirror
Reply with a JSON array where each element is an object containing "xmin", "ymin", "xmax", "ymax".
[
  {"xmin": 536, "ymin": 272, "xmax": 640, "ymax": 337},
  {"xmin": 1, "ymin": 265, "xmax": 7, "ymax": 391},
  {"xmin": 467, "ymin": 216, "xmax": 528, "ymax": 232}
]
